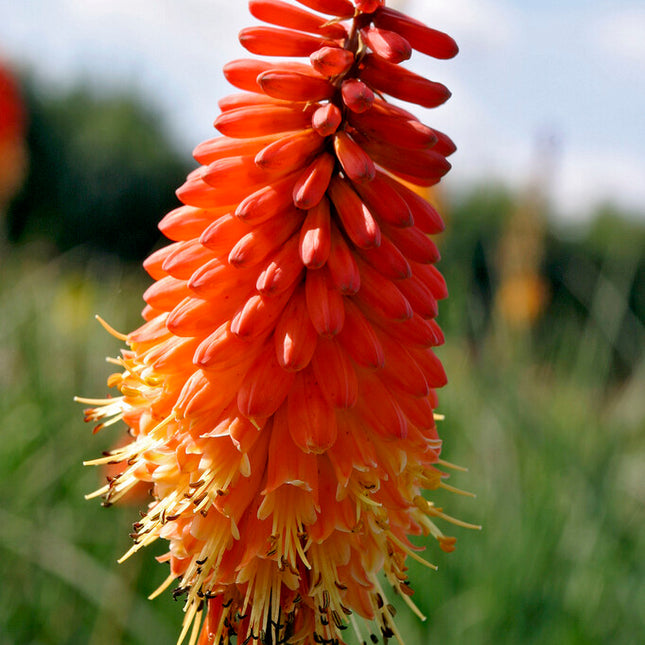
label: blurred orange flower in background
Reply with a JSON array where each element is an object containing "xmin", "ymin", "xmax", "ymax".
[
  {"xmin": 78, "ymin": 1, "xmax": 479, "ymax": 643},
  {"xmin": 0, "ymin": 59, "xmax": 27, "ymax": 213}
]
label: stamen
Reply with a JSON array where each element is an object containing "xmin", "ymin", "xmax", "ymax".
[
  {"xmin": 439, "ymin": 481, "xmax": 476, "ymax": 498},
  {"xmin": 387, "ymin": 532, "xmax": 438, "ymax": 571},
  {"xmin": 149, "ymin": 572, "xmax": 177, "ymax": 600},
  {"xmin": 84, "ymin": 485, "xmax": 110, "ymax": 500},
  {"xmin": 427, "ymin": 508, "xmax": 482, "ymax": 530},
  {"xmin": 177, "ymin": 597, "xmax": 200, "ymax": 645},
  {"xmin": 74, "ymin": 395, "xmax": 123, "ymax": 406},
  {"xmin": 436, "ymin": 458, "xmax": 469, "ymax": 472},
  {"xmin": 95, "ymin": 314, "xmax": 128, "ymax": 341}
]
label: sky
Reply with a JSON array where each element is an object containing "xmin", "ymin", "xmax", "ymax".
[{"xmin": 1, "ymin": 0, "xmax": 644, "ymax": 222}]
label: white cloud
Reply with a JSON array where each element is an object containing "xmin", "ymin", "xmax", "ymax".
[
  {"xmin": 555, "ymin": 147, "xmax": 645, "ymax": 219},
  {"xmin": 2, "ymin": 0, "xmax": 249, "ymax": 146},
  {"xmin": 592, "ymin": 6, "xmax": 645, "ymax": 70},
  {"xmin": 406, "ymin": 0, "xmax": 520, "ymax": 52}
]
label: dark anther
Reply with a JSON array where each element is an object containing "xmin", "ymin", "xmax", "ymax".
[{"xmin": 332, "ymin": 611, "xmax": 345, "ymax": 629}]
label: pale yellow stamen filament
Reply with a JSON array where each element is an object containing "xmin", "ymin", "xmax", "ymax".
[
  {"xmin": 187, "ymin": 603, "xmax": 203, "ymax": 645},
  {"xmin": 177, "ymin": 596, "xmax": 201, "ymax": 645},
  {"xmin": 373, "ymin": 579, "xmax": 406, "ymax": 645},
  {"xmin": 387, "ymin": 532, "xmax": 438, "ymax": 571},
  {"xmin": 149, "ymin": 572, "xmax": 177, "ymax": 600},
  {"xmin": 439, "ymin": 481, "xmax": 476, "ymax": 497},
  {"xmin": 213, "ymin": 604, "xmax": 232, "ymax": 645},
  {"xmin": 437, "ymin": 458, "xmax": 469, "ymax": 472},
  {"xmin": 427, "ymin": 508, "xmax": 482, "ymax": 530},
  {"xmin": 84, "ymin": 485, "xmax": 110, "ymax": 500},
  {"xmin": 74, "ymin": 395, "xmax": 124, "ymax": 406}
]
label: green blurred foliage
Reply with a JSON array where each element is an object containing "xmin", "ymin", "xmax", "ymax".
[
  {"xmin": 539, "ymin": 208, "xmax": 645, "ymax": 383},
  {"xmin": 438, "ymin": 188, "xmax": 645, "ymax": 383},
  {"xmin": 0, "ymin": 250, "xmax": 177, "ymax": 645},
  {"xmin": 6, "ymin": 81, "xmax": 190, "ymax": 260}
]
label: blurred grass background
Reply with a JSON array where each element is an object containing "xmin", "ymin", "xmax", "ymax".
[{"xmin": 1, "ymin": 66, "xmax": 644, "ymax": 645}]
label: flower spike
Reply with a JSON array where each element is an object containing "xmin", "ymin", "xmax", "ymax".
[{"xmin": 80, "ymin": 2, "xmax": 477, "ymax": 644}]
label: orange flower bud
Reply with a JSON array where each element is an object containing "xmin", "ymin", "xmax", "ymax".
[
  {"xmin": 328, "ymin": 175, "xmax": 381, "ymax": 248},
  {"xmin": 298, "ymin": 196, "xmax": 332, "ymax": 268},
  {"xmin": 305, "ymin": 266, "xmax": 345, "ymax": 336},
  {"xmin": 349, "ymin": 102, "xmax": 438, "ymax": 149},
  {"xmin": 239, "ymin": 25, "xmax": 332, "ymax": 57},
  {"xmin": 360, "ymin": 53, "xmax": 452, "ymax": 108},
  {"xmin": 287, "ymin": 368, "xmax": 338, "ymax": 453},
  {"xmin": 310, "ymin": 45, "xmax": 355, "ymax": 77},
  {"xmin": 249, "ymin": 0, "xmax": 348, "ymax": 39},
  {"xmin": 214, "ymin": 104, "xmax": 316, "ymax": 138},
  {"xmin": 254, "ymin": 128, "xmax": 324, "ymax": 170},
  {"xmin": 311, "ymin": 102, "xmax": 342, "ymax": 136},
  {"xmin": 374, "ymin": 6, "xmax": 459, "ymax": 60},
  {"xmin": 333, "ymin": 130, "xmax": 375, "ymax": 183},
  {"xmin": 340, "ymin": 78, "xmax": 374, "ymax": 113},
  {"xmin": 293, "ymin": 152, "xmax": 336, "ymax": 209},
  {"xmin": 356, "ymin": 0, "xmax": 384, "ymax": 13},
  {"xmin": 294, "ymin": 0, "xmax": 355, "ymax": 18},
  {"xmin": 257, "ymin": 69, "xmax": 336, "ymax": 101},
  {"xmin": 361, "ymin": 25, "xmax": 411, "ymax": 63}
]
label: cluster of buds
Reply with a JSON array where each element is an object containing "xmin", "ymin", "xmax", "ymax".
[{"xmin": 80, "ymin": 2, "xmax": 477, "ymax": 645}]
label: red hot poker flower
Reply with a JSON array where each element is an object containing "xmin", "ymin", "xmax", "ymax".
[{"xmin": 78, "ymin": 2, "xmax": 479, "ymax": 644}]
